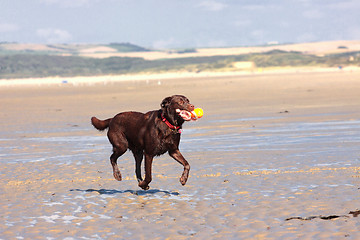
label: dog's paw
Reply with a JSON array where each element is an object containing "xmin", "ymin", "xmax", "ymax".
[
  {"xmin": 138, "ymin": 181, "xmax": 150, "ymax": 190},
  {"xmin": 113, "ymin": 172, "xmax": 122, "ymax": 181},
  {"xmin": 180, "ymin": 176, "xmax": 187, "ymax": 186}
]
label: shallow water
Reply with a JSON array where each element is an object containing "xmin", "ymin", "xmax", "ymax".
[{"xmin": 2, "ymin": 116, "xmax": 360, "ymax": 168}]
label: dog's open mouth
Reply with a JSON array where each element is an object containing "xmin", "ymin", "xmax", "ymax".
[{"xmin": 176, "ymin": 109, "xmax": 196, "ymax": 121}]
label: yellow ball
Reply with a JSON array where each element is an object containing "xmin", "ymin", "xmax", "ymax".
[{"xmin": 193, "ymin": 108, "xmax": 203, "ymax": 118}]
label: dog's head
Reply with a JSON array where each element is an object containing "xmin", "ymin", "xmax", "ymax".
[{"xmin": 161, "ymin": 95, "xmax": 195, "ymax": 125}]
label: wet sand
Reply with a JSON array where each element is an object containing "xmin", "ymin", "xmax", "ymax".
[{"xmin": 1, "ymin": 71, "xmax": 360, "ymax": 239}]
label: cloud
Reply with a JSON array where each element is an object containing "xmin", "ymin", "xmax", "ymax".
[
  {"xmin": 326, "ymin": 0, "xmax": 360, "ymax": 10},
  {"xmin": 240, "ymin": 4, "xmax": 266, "ymax": 11},
  {"xmin": 302, "ymin": 9, "xmax": 324, "ymax": 19},
  {"xmin": 238, "ymin": 2, "xmax": 282, "ymax": 11},
  {"xmin": 39, "ymin": 0, "xmax": 93, "ymax": 8},
  {"xmin": 234, "ymin": 19, "xmax": 252, "ymax": 28},
  {"xmin": 197, "ymin": 1, "xmax": 227, "ymax": 11},
  {"xmin": 295, "ymin": 0, "xmax": 312, "ymax": 7},
  {"xmin": 36, "ymin": 28, "xmax": 72, "ymax": 43},
  {"xmin": 0, "ymin": 23, "xmax": 20, "ymax": 33}
]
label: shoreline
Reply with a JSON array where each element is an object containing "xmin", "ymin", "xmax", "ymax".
[{"xmin": 1, "ymin": 66, "xmax": 359, "ymax": 87}]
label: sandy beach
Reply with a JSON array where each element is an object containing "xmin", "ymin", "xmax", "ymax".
[{"xmin": 1, "ymin": 70, "xmax": 360, "ymax": 239}]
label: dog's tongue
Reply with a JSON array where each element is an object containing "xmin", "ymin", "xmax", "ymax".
[{"xmin": 176, "ymin": 109, "xmax": 192, "ymax": 121}]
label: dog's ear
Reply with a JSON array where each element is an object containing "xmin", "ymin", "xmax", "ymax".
[{"xmin": 161, "ymin": 96, "xmax": 172, "ymax": 109}]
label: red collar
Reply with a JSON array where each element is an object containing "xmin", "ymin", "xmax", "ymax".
[{"xmin": 161, "ymin": 113, "xmax": 182, "ymax": 133}]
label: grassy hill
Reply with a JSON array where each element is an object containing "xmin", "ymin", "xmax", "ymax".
[{"xmin": 0, "ymin": 41, "xmax": 359, "ymax": 79}]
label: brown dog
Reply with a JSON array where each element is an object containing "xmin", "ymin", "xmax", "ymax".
[{"xmin": 91, "ymin": 95, "xmax": 195, "ymax": 190}]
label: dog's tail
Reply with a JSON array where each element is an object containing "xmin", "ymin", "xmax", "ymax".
[{"xmin": 91, "ymin": 116, "xmax": 112, "ymax": 131}]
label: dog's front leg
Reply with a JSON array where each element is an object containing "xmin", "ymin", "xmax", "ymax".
[
  {"xmin": 138, "ymin": 154, "xmax": 153, "ymax": 190},
  {"xmin": 169, "ymin": 149, "xmax": 190, "ymax": 186}
]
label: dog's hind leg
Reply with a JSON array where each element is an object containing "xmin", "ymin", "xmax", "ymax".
[
  {"xmin": 133, "ymin": 150, "xmax": 144, "ymax": 183},
  {"xmin": 110, "ymin": 149, "xmax": 126, "ymax": 181},
  {"xmin": 108, "ymin": 132, "xmax": 128, "ymax": 181}
]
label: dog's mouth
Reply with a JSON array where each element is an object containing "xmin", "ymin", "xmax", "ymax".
[{"xmin": 176, "ymin": 109, "xmax": 196, "ymax": 121}]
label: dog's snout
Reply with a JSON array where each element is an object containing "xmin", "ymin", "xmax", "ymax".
[{"xmin": 189, "ymin": 104, "xmax": 194, "ymax": 111}]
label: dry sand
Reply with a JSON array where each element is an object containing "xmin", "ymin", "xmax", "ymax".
[{"xmin": 1, "ymin": 70, "xmax": 360, "ymax": 239}]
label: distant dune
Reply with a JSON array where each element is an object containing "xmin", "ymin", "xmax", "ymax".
[
  {"xmin": 1, "ymin": 40, "xmax": 360, "ymax": 60},
  {"xmin": 80, "ymin": 40, "xmax": 360, "ymax": 60}
]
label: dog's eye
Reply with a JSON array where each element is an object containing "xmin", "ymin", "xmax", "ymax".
[{"xmin": 179, "ymin": 99, "xmax": 184, "ymax": 105}]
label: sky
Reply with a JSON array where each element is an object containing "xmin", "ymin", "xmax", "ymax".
[{"xmin": 1, "ymin": 0, "xmax": 359, "ymax": 49}]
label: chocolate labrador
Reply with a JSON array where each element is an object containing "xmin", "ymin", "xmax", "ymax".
[{"xmin": 91, "ymin": 95, "xmax": 196, "ymax": 190}]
